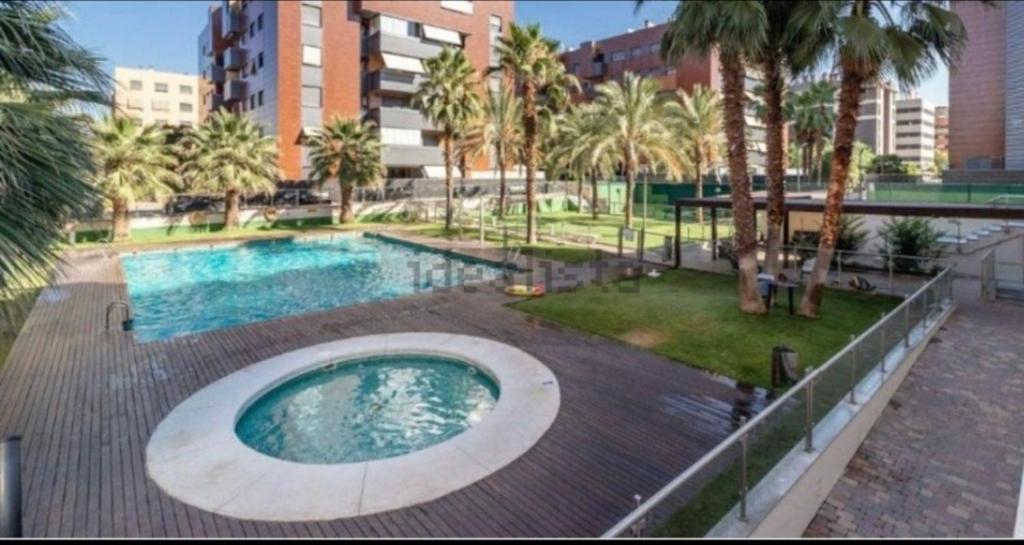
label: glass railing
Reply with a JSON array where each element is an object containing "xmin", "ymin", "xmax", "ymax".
[{"xmin": 603, "ymin": 265, "xmax": 955, "ymax": 537}]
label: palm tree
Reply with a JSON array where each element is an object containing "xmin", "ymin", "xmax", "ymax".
[
  {"xmin": 413, "ymin": 47, "xmax": 482, "ymax": 231},
  {"xmin": 460, "ymin": 84, "xmax": 522, "ymax": 218},
  {"xmin": 91, "ymin": 116, "xmax": 178, "ymax": 241},
  {"xmin": 549, "ymin": 104, "xmax": 617, "ymax": 220},
  {"xmin": 0, "ymin": 1, "xmax": 108, "ymax": 314},
  {"xmin": 181, "ymin": 111, "xmax": 278, "ymax": 230},
  {"xmin": 791, "ymin": 80, "xmax": 836, "ymax": 185},
  {"xmin": 793, "ymin": 0, "xmax": 968, "ymax": 317},
  {"xmin": 495, "ymin": 22, "xmax": 574, "ymax": 244},
  {"xmin": 661, "ymin": 0, "xmax": 768, "ymax": 314},
  {"xmin": 590, "ymin": 72, "xmax": 687, "ymax": 228},
  {"xmin": 670, "ymin": 84, "xmax": 724, "ymax": 225},
  {"xmin": 308, "ymin": 117, "xmax": 384, "ymax": 223}
]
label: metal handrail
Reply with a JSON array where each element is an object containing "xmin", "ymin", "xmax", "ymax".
[
  {"xmin": 0, "ymin": 436, "xmax": 21, "ymax": 538},
  {"xmin": 602, "ymin": 265, "xmax": 954, "ymax": 538},
  {"xmin": 105, "ymin": 301, "xmax": 132, "ymax": 331}
]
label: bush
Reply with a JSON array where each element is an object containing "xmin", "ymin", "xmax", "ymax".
[
  {"xmin": 791, "ymin": 215, "xmax": 869, "ymax": 264},
  {"xmin": 879, "ymin": 217, "xmax": 944, "ymax": 274}
]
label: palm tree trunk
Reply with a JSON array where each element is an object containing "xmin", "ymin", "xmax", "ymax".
[
  {"xmin": 814, "ymin": 139, "xmax": 825, "ymax": 184},
  {"xmin": 497, "ymin": 146, "xmax": 507, "ymax": 219},
  {"xmin": 719, "ymin": 52, "xmax": 766, "ymax": 314},
  {"xmin": 443, "ymin": 132, "xmax": 454, "ymax": 231},
  {"xmin": 762, "ymin": 58, "xmax": 786, "ymax": 277},
  {"xmin": 111, "ymin": 196, "xmax": 130, "ymax": 242},
  {"xmin": 523, "ymin": 81, "xmax": 539, "ymax": 245},
  {"xmin": 799, "ymin": 70, "xmax": 866, "ymax": 318},
  {"xmin": 590, "ymin": 169, "xmax": 599, "ymax": 220},
  {"xmin": 339, "ymin": 183, "xmax": 355, "ymax": 223},
  {"xmin": 224, "ymin": 189, "xmax": 240, "ymax": 230},
  {"xmin": 695, "ymin": 154, "xmax": 704, "ymax": 226},
  {"xmin": 624, "ymin": 150, "xmax": 635, "ymax": 229}
]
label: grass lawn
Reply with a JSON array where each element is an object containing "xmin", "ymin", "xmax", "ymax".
[
  {"xmin": 513, "ymin": 268, "xmax": 897, "ymax": 388},
  {"xmin": 409, "ymin": 225, "xmax": 605, "ymax": 264},
  {"xmin": 492, "ymin": 210, "xmax": 732, "ymax": 249}
]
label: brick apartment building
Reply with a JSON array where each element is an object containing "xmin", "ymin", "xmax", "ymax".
[
  {"xmin": 934, "ymin": 105, "xmax": 948, "ymax": 152},
  {"xmin": 198, "ymin": 0, "xmax": 513, "ymax": 182},
  {"xmin": 559, "ymin": 20, "xmax": 768, "ymax": 174},
  {"xmin": 949, "ymin": 0, "xmax": 1024, "ymax": 170}
]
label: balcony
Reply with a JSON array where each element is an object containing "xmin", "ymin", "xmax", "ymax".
[
  {"xmin": 365, "ymin": 70, "xmax": 424, "ymax": 95},
  {"xmin": 208, "ymin": 65, "xmax": 226, "ymax": 84},
  {"xmin": 363, "ymin": 32, "xmax": 444, "ymax": 61},
  {"xmin": 222, "ymin": 9, "xmax": 245, "ymax": 38},
  {"xmin": 224, "ymin": 47, "xmax": 246, "ymax": 70},
  {"xmin": 210, "ymin": 93, "xmax": 225, "ymax": 110},
  {"xmin": 590, "ymin": 62, "xmax": 606, "ymax": 77},
  {"xmin": 381, "ymin": 145, "xmax": 443, "ymax": 167},
  {"xmin": 224, "ymin": 80, "xmax": 246, "ymax": 103},
  {"xmin": 368, "ymin": 107, "xmax": 435, "ymax": 131}
]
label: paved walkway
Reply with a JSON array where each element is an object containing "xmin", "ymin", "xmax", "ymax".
[
  {"xmin": 805, "ymin": 281, "xmax": 1024, "ymax": 538},
  {"xmin": 0, "ymin": 236, "xmax": 764, "ymax": 537}
]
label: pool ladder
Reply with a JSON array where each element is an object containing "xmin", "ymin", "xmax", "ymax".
[{"xmin": 105, "ymin": 301, "xmax": 134, "ymax": 332}]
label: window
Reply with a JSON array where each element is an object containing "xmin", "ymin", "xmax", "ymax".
[
  {"xmin": 249, "ymin": 22, "xmax": 255, "ymax": 38},
  {"xmin": 302, "ymin": 45, "xmax": 322, "ymax": 66},
  {"xmin": 179, "ymin": 84, "xmax": 193, "ymax": 94},
  {"xmin": 301, "ymin": 4, "xmax": 322, "ymax": 27},
  {"xmin": 649, "ymin": 43, "xmax": 659, "ymax": 55},
  {"xmin": 377, "ymin": 15, "xmax": 414, "ymax": 36},
  {"xmin": 249, "ymin": 95, "xmax": 256, "ymax": 109},
  {"xmin": 631, "ymin": 46, "xmax": 644, "ymax": 58},
  {"xmin": 489, "ymin": 15, "xmax": 502, "ymax": 32},
  {"xmin": 571, "ymin": 63, "xmax": 579, "ymax": 74},
  {"xmin": 151, "ymin": 99, "xmax": 169, "ymax": 111},
  {"xmin": 129, "ymin": 80, "xmax": 143, "ymax": 91},
  {"xmin": 611, "ymin": 50, "xmax": 627, "ymax": 62},
  {"xmin": 257, "ymin": 13, "xmax": 263, "ymax": 30},
  {"xmin": 380, "ymin": 127, "xmax": 423, "ymax": 146},
  {"xmin": 154, "ymin": 119, "xmax": 167, "ymax": 126},
  {"xmin": 301, "ymin": 85, "xmax": 322, "ymax": 108},
  {"xmin": 440, "ymin": 0, "xmax": 473, "ymax": 14},
  {"xmin": 182, "ymin": 121, "xmax": 193, "ymax": 128},
  {"xmin": 179, "ymin": 102, "xmax": 193, "ymax": 113},
  {"xmin": 258, "ymin": 52, "xmax": 264, "ymax": 68},
  {"xmin": 154, "ymin": 82, "xmax": 168, "ymax": 93},
  {"xmin": 257, "ymin": 90, "xmax": 264, "ymax": 107},
  {"xmin": 126, "ymin": 97, "xmax": 143, "ymax": 110}
]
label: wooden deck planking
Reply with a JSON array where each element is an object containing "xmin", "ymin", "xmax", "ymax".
[{"xmin": 0, "ymin": 248, "xmax": 765, "ymax": 537}]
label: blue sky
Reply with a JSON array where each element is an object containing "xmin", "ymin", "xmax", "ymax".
[{"xmin": 61, "ymin": 0, "xmax": 948, "ymax": 104}]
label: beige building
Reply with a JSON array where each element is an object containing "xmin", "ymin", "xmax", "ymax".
[
  {"xmin": 789, "ymin": 74, "xmax": 898, "ymax": 156},
  {"xmin": 113, "ymin": 67, "xmax": 201, "ymax": 127},
  {"xmin": 894, "ymin": 95, "xmax": 937, "ymax": 170}
]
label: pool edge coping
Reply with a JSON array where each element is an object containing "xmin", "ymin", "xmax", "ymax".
[{"xmin": 144, "ymin": 332, "xmax": 560, "ymax": 522}]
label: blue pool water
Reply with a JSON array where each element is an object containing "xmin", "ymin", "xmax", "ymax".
[
  {"xmin": 235, "ymin": 354, "xmax": 499, "ymax": 464},
  {"xmin": 120, "ymin": 236, "xmax": 503, "ymax": 342}
]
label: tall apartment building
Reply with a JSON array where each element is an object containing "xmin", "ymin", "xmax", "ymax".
[
  {"xmin": 948, "ymin": 1, "xmax": 1024, "ymax": 170},
  {"xmin": 197, "ymin": 0, "xmax": 512, "ymax": 182},
  {"xmin": 559, "ymin": 21, "xmax": 768, "ymax": 174},
  {"xmin": 893, "ymin": 96, "xmax": 936, "ymax": 170},
  {"xmin": 789, "ymin": 74, "xmax": 897, "ymax": 156},
  {"xmin": 112, "ymin": 67, "xmax": 201, "ymax": 127},
  {"xmin": 934, "ymin": 105, "xmax": 949, "ymax": 152}
]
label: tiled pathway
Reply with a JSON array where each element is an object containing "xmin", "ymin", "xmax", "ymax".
[{"xmin": 805, "ymin": 283, "xmax": 1024, "ymax": 537}]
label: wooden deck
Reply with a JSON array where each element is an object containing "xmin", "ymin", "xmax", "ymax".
[{"xmin": 0, "ymin": 242, "xmax": 764, "ymax": 537}]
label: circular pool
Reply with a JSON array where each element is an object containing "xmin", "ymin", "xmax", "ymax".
[
  {"xmin": 146, "ymin": 333, "xmax": 559, "ymax": 522},
  {"xmin": 236, "ymin": 354, "xmax": 500, "ymax": 464}
]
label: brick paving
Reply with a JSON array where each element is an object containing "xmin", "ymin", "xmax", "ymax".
[{"xmin": 804, "ymin": 282, "xmax": 1024, "ymax": 538}]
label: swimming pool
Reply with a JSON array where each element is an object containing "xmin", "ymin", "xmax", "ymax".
[
  {"xmin": 120, "ymin": 235, "xmax": 504, "ymax": 342},
  {"xmin": 236, "ymin": 354, "xmax": 499, "ymax": 464}
]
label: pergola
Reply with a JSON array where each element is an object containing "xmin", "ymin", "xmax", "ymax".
[{"xmin": 672, "ymin": 197, "xmax": 1024, "ymax": 268}]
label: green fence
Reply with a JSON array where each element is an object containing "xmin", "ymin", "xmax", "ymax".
[{"xmin": 869, "ymin": 182, "xmax": 1024, "ymax": 204}]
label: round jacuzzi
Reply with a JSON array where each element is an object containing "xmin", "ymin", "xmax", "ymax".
[
  {"xmin": 146, "ymin": 333, "xmax": 559, "ymax": 522},
  {"xmin": 236, "ymin": 354, "xmax": 500, "ymax": 464}
]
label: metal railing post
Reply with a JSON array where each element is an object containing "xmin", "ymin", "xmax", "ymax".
[
  {"xmin": 848, "ymin": 334, "xmax": 858, "ymax": 405},
  {"xmin": 879, "ymin": 311, "xmax": 888, "ymax": 375},
  {"xmin": 922, "ymin": 288, "xmax": 930, "ymax": 327},
  {"xmin": 0, "ymin": 436, "xmax": 22, "ymax": 538},
  {"xmin": 737, "ymin": 416, "xmax": 749, "ymax": 523},
  {"xmin": 804, "ymin": 368, "xmax": 815, "ymax": 453},
  {"xmin": 630, "ymin": 494, "xmax": 646, "ymax": 537},
  {"xmin": 888, "ymin": 255, "xmax": 895, "ymax": 295},
  {"xmin": 903, "ymin": 302, "xmax": 911, "ymax": 348}
]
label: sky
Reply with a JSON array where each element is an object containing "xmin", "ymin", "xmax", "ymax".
[{"xmin": 61, "ymin": 0, "xmax": 948, "ymax": 105}]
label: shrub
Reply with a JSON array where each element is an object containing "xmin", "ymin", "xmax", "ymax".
[
  {"xmin": 791, "ymin": 215, "xmax": 869, "ymax": 264},
  {"xmin": 879, "ymin": 217, "xmax": 944, "ymax": 274}
]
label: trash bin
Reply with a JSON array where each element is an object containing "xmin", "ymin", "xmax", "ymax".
[
  {"xmin": 757, "ymin": 273, "xmax": 775, "ymax": 305},
  {"xmin": 771, "ymin": 345, "xmax": 799, "ymax": 389}
]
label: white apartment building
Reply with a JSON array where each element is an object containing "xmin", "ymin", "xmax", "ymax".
[
  {"xmin": 894, "ymin": 96, "xmax": 937, "ymax": 170},
  {"xmin": 113, "ymin": 67, "xmax": 201, "ymax": 127}
]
